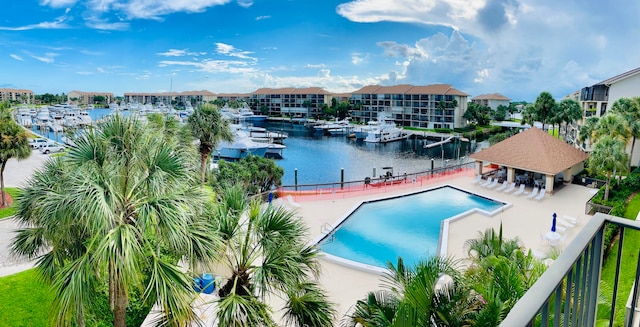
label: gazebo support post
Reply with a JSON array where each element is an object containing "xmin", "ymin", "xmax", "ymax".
[
  {"xmin": 545, "ymin": 174, "xmax": 555, "ymax": 194},
  {"xmin": 507, "ymin": 167, "xmax": 515, "ymax": 183}
]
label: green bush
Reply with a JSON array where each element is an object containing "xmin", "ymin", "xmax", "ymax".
[{"xmin": 434, "ymin": 128, "xmax": 452, "ymax": 134}]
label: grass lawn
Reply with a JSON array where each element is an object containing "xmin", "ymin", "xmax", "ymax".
[
  {"xmin": 0, "ymin": 269, "xmax": 54, "ymax": 326},
  {"xmin": 597, "ymin": 194, "xmax": 640, "ymax": 326},
  {"xmin": 0, "ymin": 187, "xmax": 22, "ymax": 219}
]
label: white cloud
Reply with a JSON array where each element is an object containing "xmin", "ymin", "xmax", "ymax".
[
  {"xmin": 256, "ymin": 15, "xmax": 270, "ymax": 21},
  {"xmin": 215, "ymin": 43, "xmax": 255, "ymax": 60},
  {"xmin": 0, "ymin": 12, "xmax": 71, "ymax": 30},
  {"xmin": 97, "ymin": 67, "xmax": 105, "ymax": 73},
  {"xmin": 305, "ymin": 64, "xmax": 326, "ymax": 69},
  {"xmin": 351, "ymin": 53, "xmax": 366, "ymax": 64},
  {"xmin": 40, "ymin": 0, "xmax": 78, "ymax": 8},
  {"xmin": 10, "ymin": 54, "xmax": 24, "ymax": 61},
  {"xmin": 113, "ymin": 0, "xmax": 232, "ymax": 19},
  {"xmin": 31, "ymin": 52, "xmax": 57, "ymax": 63},
  {"xmin": 318, "ymin": 69, "xmax": 331, "ymax": 78},
  {"xmin": 237, "ymin": 0, "xmax": 253, "ymax": 8},
  {"xmin": 156, "ymin": 49, "xmax": 204, "ymax": 57}
]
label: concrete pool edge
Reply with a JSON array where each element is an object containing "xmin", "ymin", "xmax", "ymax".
[{"xmin": 312, "ymin": 184, "xmax": 512, "ymax": 274}]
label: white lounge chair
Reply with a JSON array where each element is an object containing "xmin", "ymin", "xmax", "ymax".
[
  {"xmin": 503, "ymin": 182, "xmax": 516, "ymax": 193},
  {"xmin": 480, "ymin": 177, "xmax": 493, "ymax": 187},
  {"xmin": 286, "ymin": 195, "xmax": 301, "ymax": 208},
  {"xmin": 513, "ymin": 184, "xmax": 526, "ymax": 196},
  {"xmin": 526, "ymin": 187, "xmax": 539, "ymax": 199},
  {"xmin": 471, "ymin": 175, "xmax": 482, "ymax": 184},
  {"xmin": 557, "ymin": 219, "xmax": 574, "ymax": 229},
  {"xmin": 486, "ymin": 179, "xmax": 499, "ymax": 189},
  {"xmin": 495, "ymin": 181, "xmax": 508, "ymax": 191},
  {"xmin": 534, "ymin": 188, "xmax": 546, "ymax": 200},
  {"xmin": 562, "ymin": 215, "xmax": 579, "ymax": 224}
]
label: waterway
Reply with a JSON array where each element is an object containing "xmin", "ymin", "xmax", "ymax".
[{"xmin": 29, "ymin": 109, "xmax": 471, "ymax": 186}]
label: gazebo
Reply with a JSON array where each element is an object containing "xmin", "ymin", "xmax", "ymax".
[{"xmin": 469, "ymin": 127, "xmax": 589, "ymax": 194}]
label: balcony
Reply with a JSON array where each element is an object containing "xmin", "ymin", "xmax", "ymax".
[{"xmin": 501, "ymin": 213, "xmax": 640, "ymax": 326}]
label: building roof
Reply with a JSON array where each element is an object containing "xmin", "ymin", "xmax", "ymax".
[
  {"xmin": 351, "ymin": 84, "xmax": 469, "ymax": 96},
  {"xmin": 251, "ymin": 87, "xmax": 330, "ymax": 95},
  {"xmin": 471, "ymin": 93, "xmax": 511, "ymax": 101},
  {"xmin": 595, "ymin": 66, "xmax": 640, "ymax": 86},
  {"xmin": 469, "ymin": 127, "xmax": 589, "ymax": 175}
]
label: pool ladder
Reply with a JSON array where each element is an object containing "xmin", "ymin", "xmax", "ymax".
[{"xmin": 321, "ymin": 223, "xmax": 335, "ymax": 243}]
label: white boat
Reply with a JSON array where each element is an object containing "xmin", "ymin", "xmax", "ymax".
[
  {"xmin": 78, "ymin": 110, "xmax": 92, "ymax": 126},
  {"xmin": 35, "ymin": 107, "xmax": 51, "ymax": 125},
  {"xmin": 313, "ymin": 118, "xmax": 351, "ymax": 135},
  {"xmin": 214, "ymin": 132, "xmax": 269, "ymax": 160},
  {"xmin": 63, "ymin": 110, "xmax": 80, "ymax": 127},
  {"xmin": 251, "ymin": 137, "xmax": 286, "ymax": 159},
  {"xmin": 246, "ymin": 126, "xmax": 288, "ymax": 143},
  {"xmin": 238, "ymin": 104, "xmax": 267, "ymax": 122},
  {"xmin": 363, "ymin": 115, "xmax": 407, "ymax": 143},
  {"xmin": 353, "ymin": 114, "xmax": 391, "ymax": 139}
]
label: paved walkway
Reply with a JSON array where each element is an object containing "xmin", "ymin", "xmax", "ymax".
[{"xmin": 0, "ymin": 152, "xmax": 50, "ymax": 277}]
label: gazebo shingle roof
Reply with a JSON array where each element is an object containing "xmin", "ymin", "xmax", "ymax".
[{"xmin": 469, "ymin": 127, "xmax": 589, "ymax": 175}]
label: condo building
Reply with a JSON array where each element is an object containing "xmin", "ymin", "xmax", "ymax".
[
  {"xmin": 348, "ymin": 84, "xmax": 469, "ymax": 129},
  {"xmin": 249, "ymin": 87, "xmax": 331, "ymax": 117},
  {"xmin": 68, "ymin": 91, "xmax": 115, "ymax": 106},
  {"xmin": 0, "ymin": 88, "xmax": 34, "ymax": 104}
]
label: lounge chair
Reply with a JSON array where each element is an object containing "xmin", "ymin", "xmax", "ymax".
[
  {"xmin": 503, "ymin": 182, "xmax": 516, "ymax": 193},
  {"xmin": 486, "ymin": 178, "xmax": 499, "ymax": 189},
  {"xmin": 480, "ymin": 177, "xmax": 493, "ymax": 187},
  {"xmin": 513, "ymin": 184, "xmax": 526, "ymax": 196},
  {"xmin": 534, "ymin": 188, "xmax": 546, "ymax": 200},
  {"xmin": 526, "ymin": 187, "xmax": 539, "ymax": 199},
  {"xmin": 495, "ymin": 181, "xmax": 508, "ymax": 191},
  {"xmin": 562, "ymin": 215, "xmax": 579, "ymax": 224},
  {"xmin": 557, "ymin": 219, "xmax": 574, "ymax": 229},
  {"xmin": 471, "ymin": 175, "xmax": 482, "ymax": 184},
  {"xmin": 286, "ymin": 195, "xmax": 302, "ymax": 208}
]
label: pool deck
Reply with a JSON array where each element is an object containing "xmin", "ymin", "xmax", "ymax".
[{"xmin": 291, "ymin": 170, "xmax": 597, "ymax": 322}]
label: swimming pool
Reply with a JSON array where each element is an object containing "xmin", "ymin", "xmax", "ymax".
[{"xmin": 318, "ymin": 186, "xmax": 507, "ymax": 271}]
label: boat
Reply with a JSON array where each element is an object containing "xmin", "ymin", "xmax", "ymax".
[
  {"xmin": 251, "ymin": 137, "xmax": 286, "ymax": 159},
  {"xmin": 78, "ymin": 110, "xmax": 92, "ymax": 126},
  {"xmin": 214, "ymin": 131, "xmax": 269, "ymax": 160},
  {"xmin": 246, "ymin": 126, "xmax": 288, "ymax": 143},
  {"xmin": 238, "ymin": 106, "xmax": 267, "ymax": 122},
  {"xmin": 313, "ymin": 118, "xmax": 351, "ymax": 135},
  {"xmin": 363, "ymin": 116, "xmax": 407, "ymax": 143}
]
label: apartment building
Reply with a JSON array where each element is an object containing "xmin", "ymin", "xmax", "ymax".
[
  {"xmin": 0, "ymin": 88, "xmax": 34, "ymax": 104},
  {"xmin": 123, "ymin": 90, "xmax": 217, "ymax": 106},
  {"xmin": 249, "ymin": 87, "xmax": 331, "ymax": 117},
  {"xmin": 470, "ymin": 93, "xmax": 510, "ymax": 110},
  {"xmin": 348, "ymin": 84, "xmax": 469, "ymax": 129},
  {"xmin": 566, "ymin": 66, "xmax": 640, "ymax": 165},
  {"xmin": 68, "ymin": 90, "xmax": 115, "ymax": 106}
]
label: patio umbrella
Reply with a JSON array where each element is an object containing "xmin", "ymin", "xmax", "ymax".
[{"xmin": 552, "ymin": 212, "xmax": 557, "ymax": 232}]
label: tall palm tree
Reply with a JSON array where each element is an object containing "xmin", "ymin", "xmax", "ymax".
[
  {"xmin": 588, "ymin": 135, "xmax": 629, "ymax": 201},
  {"xmin": 187, "ymin": 103, "xmax": 234, "ymax": 184},
  {"xmin": 555, "ymin": 98, "xmax": 583, "ymax": 140},
  {"xmin": 610, "ymin": 97, "xmax": 640, "ymax": 169},
  {"xmin": 578, "ymin": 116, "xmax": 599, "ymax": 149},
  {"xmin": 12, "ymin": 115, "xmax": 221, "ymax": 327},
  {"xmin": 533, "ymin": 91, "xmax": 556, "ymax": 131},
  {"xmin": 0, "ymin": 102, "xmax": 31, "ymax": 207},
  {"xmin": 213, "ymin": 186, "xmax": 336, "ymax": 326}
]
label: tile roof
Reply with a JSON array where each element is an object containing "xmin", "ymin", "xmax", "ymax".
[
  {"xmin": 351, "ymin": 84, "xmax": 469, "ymax": 96},
  {"xmin": 471, "ymin": 93, "xmax": 511, "ymax": 101},
  {"xmin": 251, "ymin": 87, "xmax": 330, "ymax": 95},
  {"xmin": 469, "ymin": 127, "xmax": 589, "ymax": 175}
]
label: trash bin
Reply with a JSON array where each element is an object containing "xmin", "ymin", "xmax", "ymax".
[
  {"xmin": 201, "ymin": 273, "xmax": 215, "ymax": 294},
  {"xmin": 193, "ymin": 277, "xmax": 202, "ymax": 292}
]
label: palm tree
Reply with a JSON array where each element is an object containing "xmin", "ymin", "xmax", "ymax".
[
  {"xmin": 343, "ymin": 256, "xmax": 479, "ymax": 327},
  {"xmin": 588, "ymin": 136, "xmax": 629, "ymax": 201},
  {"xmin": 533, "ymin": 91, "xmax": 556, "ymax": 131},
  {"xmin": 555, "ymin": 98, "xmax": 583, "ymax": 140},
  {"xmin": 12, "ymin": 115, "xmax": 221, "ymax": 327},
  {"xmin": 610, "ymin": 97, "xmax": 640, "ymax": 169},
  {"xmin": 578, "ymin": 116, "xmax": 599, "ymax": 149},
  {"xmin": 593, "ymin": 113, "xmax": 630, "ymax": 143},
  {"xmin": 213, "ymin": 186, "xmax": 336, "ymax": 326},
  {"xmin": 0, "ymin": 102, "xmax": 31, "ymax": 207},
  {"xmin": 187, "ymin": 103, "xmax": 234, "ymax": 185}
]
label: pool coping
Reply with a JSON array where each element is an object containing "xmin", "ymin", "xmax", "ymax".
[{"xmin": 312, "ymin": 184, "xmax": 512, "ymax": 274}]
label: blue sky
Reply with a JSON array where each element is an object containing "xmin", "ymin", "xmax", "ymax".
[{"xmin": 1, "ymin": 0, "xmax": 638, "ymax": 101}]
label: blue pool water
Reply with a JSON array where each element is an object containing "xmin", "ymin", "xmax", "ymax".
[{"xmin": 319, "ymin": 186, "xmax": 505, "ymax": 269}]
